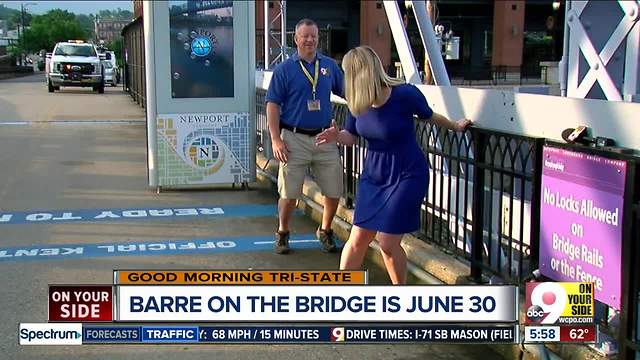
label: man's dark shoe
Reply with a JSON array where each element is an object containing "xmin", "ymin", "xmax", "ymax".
[
  {"xmin": 274, "ymin": 231, "xmax": 290, "ymax": 254},
  {"xmin": 316, "ymin": 228, "xmax": 337, "ymax": 253}
]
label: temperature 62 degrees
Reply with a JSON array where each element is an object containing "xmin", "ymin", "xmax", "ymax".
[{"xmin": 560, "ymin": 326, "xmax": 597, "ymax": 342}]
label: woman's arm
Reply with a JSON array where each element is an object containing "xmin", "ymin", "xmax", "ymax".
[
  {"xmin": 315, "ymin": 120, "xmax": 357, "ymax": 146},
  {"xmin": 427, "ymin": 112, "xmax": 473, "ymax": 132}
]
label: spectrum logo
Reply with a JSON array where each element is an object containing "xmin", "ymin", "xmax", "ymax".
[{"xmin": 19, "ymin": 323, "xmax": 83, "ymax": 345}]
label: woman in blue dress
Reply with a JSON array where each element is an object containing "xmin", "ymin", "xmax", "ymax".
[{"xmin": 316, "ymin": 46, "xmax": 472, "ymax": 284}]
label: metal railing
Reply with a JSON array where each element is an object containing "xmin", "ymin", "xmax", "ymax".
[
  {"xmin": 256, "ymin": 88, "xmax": 543, "ymax": 284},
  {"xmin": 122, "ymin": 17, "xmax": 146, "ymax": 108},
  {"xmin": 256, "ymin": 87, "xmax": 640, "ymax": 358},
  {"xmin": 416, "ymin": 122, "xmax": 544, "ymax": 284},
  {"xmin": 624, "ymin": 185, "xmax": 639, "ymax": 359}
]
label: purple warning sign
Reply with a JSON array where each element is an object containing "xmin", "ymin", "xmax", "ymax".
[{"xmin": 539, "ymin": 145, "xmax": 627, "ymax": 309}]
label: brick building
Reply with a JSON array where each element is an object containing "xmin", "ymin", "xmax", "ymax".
[{"xmin": 95, "ymin": 19, "xmax": 130, "ymax": 44}]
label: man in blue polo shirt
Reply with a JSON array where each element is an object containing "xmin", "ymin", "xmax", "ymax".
[{"xmin": 266, "ymin": 18, "xmax": 344, "ymax": 255}]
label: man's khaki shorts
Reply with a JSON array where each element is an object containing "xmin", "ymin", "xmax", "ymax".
[{"xmin": 278, "ymin": 128, "xmax": 343, "ymax": 199}]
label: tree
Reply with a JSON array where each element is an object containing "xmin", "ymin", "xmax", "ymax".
[
  {"xmin": 75, "ymin": 14, "xmax": 96, "ymax": 40},
  {"xmin": 0, "ymin": 5, "xmax": 33, "ymax": 30},
  {"xmin": 98, "ymin": 9, "xmax": 113, "ymax": 20},
  {"xmin": 20, "ymin": 10, "xmax": 86, "ymax": 53},
  {"xmin": 0, "ymin": 4, "xmax": 21, "ymax": 29},
  {"xmin": 97, "ymin": 8, "xmax": 133, "ymax": 20},
  {"xmin": 107, "ymin": 38, "xmax": 124, "ymax": 67}
]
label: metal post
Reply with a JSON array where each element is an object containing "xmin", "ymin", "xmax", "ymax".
[
  {"xmin": 143, "ymin": 1, "xmax": 158, "ymax": 187},
  {"xmin": 19, "ymin": 2, "xmax": 36, "ymax": 66},
  {"xmin": 20, "ymin": 3, "xmax": 24, "ymax": 66},
  {"xmin": 382, "ymin": 0, "xmax": 421, "ymax": 84},
  {"xmin": 280, "ymin": 0, "xmax": 286, "ymax": 61},
  {"xmin": 470, "ymin": 130, "xmax": 486, "ymax": 282},
  {"xmin": 623, "ymin": 3, "xmax": 639, "ymax": 102},
  {"xmin": 560, "ymin": 0, "xmax": 571, "ymax": 97},
  {"xmin": 16, "ymin": 24, "xmax": 20, "ymax": 65},
  {"xmin": 345, "ymin": 144, "xmax": 354, "ymax": 209},
  {"xmin": 263, "ymin": 0, "xmax": 269, "ymax": 70},
  {"xmin": 528, "ymin": 138, "xmax": 545, "ymax": 281},
  {"xmin": 265, "ymin": 0, "xmax": 286, "ymax": 68},
  {"xmin": 619, "ymin": 161, "xmax": 638, "ymax": 360}
]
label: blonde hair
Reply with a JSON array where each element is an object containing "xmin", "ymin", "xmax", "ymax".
[{"xmin": 341, "ymin": 46, "xmax": 404, "ymax": 116}]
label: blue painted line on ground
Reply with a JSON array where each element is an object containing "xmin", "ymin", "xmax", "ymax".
[
  {"xmin": 0, "ymin": 204, "xmax": 287, "ymax": 225},
  {"xmin": 0, "ymin": 233, "xmax": 330, "ymax": 262}
]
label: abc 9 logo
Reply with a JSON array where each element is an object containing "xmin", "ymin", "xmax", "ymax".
[
  {"xmin": 527, "ymin": 282, "xmax": 566, "ymax": 324},
  {"xmin": 330, "ymin": 327, "xmax": 345, "ymax": 342}
]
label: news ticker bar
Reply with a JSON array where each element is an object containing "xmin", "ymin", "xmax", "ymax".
[{"xmin": 20, "ymin": 324, "xmax": 520, "ymax": 345}]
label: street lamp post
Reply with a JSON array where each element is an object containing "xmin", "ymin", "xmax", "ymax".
[
  {"xmin": 16, "ymin": 12, "xmax": 21, "ymax": 65},
  {"xmin": 20, "ymin": 2, "xmax": 37, "ymax": 67}
]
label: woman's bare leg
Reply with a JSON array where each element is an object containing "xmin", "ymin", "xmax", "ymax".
[
  {"xmin": 377, "ymin": 232, "xmax": 407, "ymax": 284},
  {"xmin": 339, "ymin": 225, "xmax": 376, "ymax": 270}
]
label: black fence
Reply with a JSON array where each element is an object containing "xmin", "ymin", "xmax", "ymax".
[
  {"xmin": 122, "ymin": 17, "xmax": 146, "ymax": 108},
  {"xmin": 257, "ymin": 88, "xmax": 541, "ymax": 283},
  {"xmin": 625, "ymin": 169, "xmax": 639, "ymax": 360},
  {"xmin": 256, "ymin": 88, "xmax": 640, "ymax": 359}
]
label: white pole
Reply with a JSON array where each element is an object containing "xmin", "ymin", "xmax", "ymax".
[
  {"xmin": 264, "ymin": 0, "xmax": 270, "ymax": 70},
  {"xmin": 143, "ymin": 0, "xmax": 158, "ymax": 187},
  {"xmin": 383, "ymin": 0, "xmax": 421, "ymax": 84},
  {"xmin": 559, "ymin": 0, "xmax": 571, "ymax": 97},
  {"xmin": 411, "ymin": 0, "xmax": 451, "ymax": 86}
]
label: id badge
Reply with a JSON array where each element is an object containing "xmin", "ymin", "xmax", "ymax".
[{"xmin": 307, "ymin": 99, "xmax": 321, "ymax": 111}]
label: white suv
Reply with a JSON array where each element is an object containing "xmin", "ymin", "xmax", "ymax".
[{"xmin": 47, "ymin": 41, "xmax": 104, "ymax": 93}]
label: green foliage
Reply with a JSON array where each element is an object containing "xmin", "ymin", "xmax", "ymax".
[
  {"xmin": 0, "ymin": 4, "xmax": 20, "ymax": 29},
  {"xmin": 97, "ymin": 8, "xmax": 133, "ymax": 20},
  {"xmin": 523, "ymin": 31, "xmax": 554, "ymax": 64},
  {"xmin": 107, "ymin": 38, "xmax": 124, "ymax": 67},
  {"xmin": 75, "ymin": 14, "xmax": 96, "ymax": 40},
  {"xmin": 20, "ymin": 10, "xmax": 86, "ymax": 53},
  {"xmin": 0, "ymin": 4, "xmax": 33, "ymax": 29},
  {"xmin": 0, "ymin": 4, "xmax": 19, "ymax": 18},
  {"xmin": 524, "ymin": 32, "xmax": 553, "ymax": 46}
]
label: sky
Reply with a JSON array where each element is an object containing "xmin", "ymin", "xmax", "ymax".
[{"xmin": 0, "ymin": 1, "xmax": 133, "ymax": 15}]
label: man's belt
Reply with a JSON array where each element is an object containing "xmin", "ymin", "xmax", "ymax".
[{"xmin": 280, "ymin": 123, "xmax": 326, "ymax": 136}]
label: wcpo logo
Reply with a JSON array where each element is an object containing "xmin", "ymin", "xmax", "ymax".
[
  {"xmin": 19, "ymin": 323, "xmax": 82, "ymax": 345},
  {"xmin": 525, "ymin": 282, "xmax": 594, "ymax": 325}
]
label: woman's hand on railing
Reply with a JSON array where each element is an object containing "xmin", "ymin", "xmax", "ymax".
[
  {"xmin": 428, "ymin": 112, "xmax": 473, "ymax": 132},
  {"xmin": 454, "ymin": 118, "xmax": 473, "ymax": 132},
  {"xmin": 315, "ymin": 120, "xmax": 339, "ymax": 146}
]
